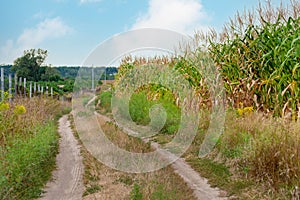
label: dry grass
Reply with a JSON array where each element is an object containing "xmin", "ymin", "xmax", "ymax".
[
  {"xmin": 0, "ymin": 97, "xmax": 62, "ymax": 145},
  {"xmin": 182, "ymin": 109, "xmax": 300, "ymax": 199},
  {"xmin": 70, "ymin": 114, "xmax": 196, "ymax": 200},
  {"xmin": 97, "ymin": 116, "xmax": 153, "ymax": 153}
]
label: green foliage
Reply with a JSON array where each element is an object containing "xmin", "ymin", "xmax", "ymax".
[
  {"xmin": 125, "ymin": 90, "xmax": 181, "ymax": 135},
  {"xmin": 12, "ymin": 49, "xmax": 48, "ymax": 82},
  {"xmin": 157, "ymin": 98, "xmax": 180, "ymax": 135},
  {"xmin": 40, "ymin": 66, "xmax": 62, "ymax": 82},
  {"xmin": 0, "ymin": 121, "xmax": 59, "ymax": 199},
  {"xmin": 130, "ymin": 183, "xmax": 143, "ymax": 200},
  {"xmin": 217, "ymin": 130, "xmax": 252, "ymax": 159},
  {"xmin": 129, "ymin": 92, "xmax": 151, "ymax": 125},
  {"xmin": 151, "ymin": 184, "xmax": 177, "ymax": 200},
  {"xmin": 208, "ymin": 16, "xmax": 300, "ymax": 117},
  {"xmin": 0, "ymin": 98, "xmax": 63, "ymax": 199},
  {"xmin": 99, "ymin": 91, "xmax": 112, "ymax": 113},
  {"xmin": 83, "ymin": 184, "xmax": 102, "ymax": 196}
]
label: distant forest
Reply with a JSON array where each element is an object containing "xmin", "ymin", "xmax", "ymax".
[{"xmin": 0, "ymin": 65, "xmax": 118, "ymax": 80}]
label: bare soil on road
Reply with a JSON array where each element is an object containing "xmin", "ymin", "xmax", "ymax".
[{"xmin": 39, "ymin": 115, "xmax": 84, "ymax": 200}]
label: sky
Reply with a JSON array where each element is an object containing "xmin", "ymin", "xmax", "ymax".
[{"xmin": 0, "ymin": 0, "xmax": 287, "ymax": 66}]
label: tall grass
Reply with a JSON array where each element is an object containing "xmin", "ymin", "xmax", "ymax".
[{"xmin": 0, "ymin": 97, "xmax": 65, "ymax": 199}]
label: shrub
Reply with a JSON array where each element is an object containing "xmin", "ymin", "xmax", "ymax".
[
  {"xmin": 129, "ymin": 92, "xmax": 151, "ymax": 125},
  {"xmin": 99, "ymin": 91, "xmax": 112, "ymax": 113}
]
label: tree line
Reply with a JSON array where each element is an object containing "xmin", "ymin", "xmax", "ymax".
[{"xmin": 1, "ymin": 48, "xmax": 118, "ymax": 82}]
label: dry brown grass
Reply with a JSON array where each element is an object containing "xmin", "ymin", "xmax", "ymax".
[
  {"xmin": 70, "ymin": 114, "xmax": 196, "ymax": 200},
  {"xmin": 182, "ymin": 109, "xmax": 300, "ymax": 199},
  {"xmin": 0, "ymin": 97, "xmax": 61, "ymax": 145}
]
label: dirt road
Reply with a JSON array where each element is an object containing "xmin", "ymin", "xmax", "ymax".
[
  {"xmin": 96, "ymin": 112, "xmax": 227, "ymax": 200},
  {"xmin": 39, "ymin": 115, "xmax": 84, "ymax": 200}
]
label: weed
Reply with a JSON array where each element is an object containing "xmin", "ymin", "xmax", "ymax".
[
  {"xmin": 83, "ymin": 184, "xmax": 102, "ymax": 196},
  {"xmin": 130, "ymin": 183, "xmax": 143, "ymax": 200}
]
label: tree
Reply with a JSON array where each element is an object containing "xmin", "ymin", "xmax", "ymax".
[
  {"xmin": 41, "ymin": 66, "xmax": 62, "ymax": 82},
  {"xmin": 12, "ymin": 49, "xmax": 48, "ymax": 81}
]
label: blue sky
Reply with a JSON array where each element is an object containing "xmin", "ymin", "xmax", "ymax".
[{"xmin": 0, "ymin": 0, "xmax": 287, "ymax": 66}]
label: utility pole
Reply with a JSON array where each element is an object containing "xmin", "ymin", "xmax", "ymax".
[{"xmin": 92, "ymin": 65, "xmax": 95, "ymax": 90}]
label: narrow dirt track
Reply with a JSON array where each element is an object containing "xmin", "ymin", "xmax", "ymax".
[
  {"xmin": 39, "ymin": 115, "xmax": 84, "ymax": 200},
  {"xmin": 96, "ymin": 112, "xmax": 227, "ymax": 200}
]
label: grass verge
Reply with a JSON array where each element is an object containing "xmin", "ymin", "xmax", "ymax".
[
  {"xmin": 0, "ymin": 97, "xmax": 70, "ymax": 200},
  {"xmin": 0, "ymin": 120, "xmax": 59, "ymax": 199}
]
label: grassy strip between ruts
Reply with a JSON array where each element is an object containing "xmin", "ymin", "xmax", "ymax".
[{"xmin": 69, "ymin": 113, "xmax": 197, "ymax": 200}]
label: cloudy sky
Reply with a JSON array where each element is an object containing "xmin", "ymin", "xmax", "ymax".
[{"xmin": 0, "ymin": 0, "xmax": 286, "ymax": 66}]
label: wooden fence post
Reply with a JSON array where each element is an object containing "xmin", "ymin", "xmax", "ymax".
[
  {"xmin": 14, "ymin": 74, "xmax": 18, "ymax": 97},
  {"xmin": 19, "ymin": 77, "xmax": 22, "ymax": 96},
  {"xmin": 8, "ymin": 74, "xmax": 12, "ymax": 102},
  {"xmin": 92, "ymin": 66, "xmax": 95, "ymax": 91},
  {"xmin": 45, "ymin": 85, "xmax": 48, "ymax": 97},
  {"xmin": 29, "ymin": 82, "xmax": 32, "ymax": 98},
  {"xmin": 0, "ymin": 71, "xmax": 58, "ymax": 101},
  {"xmin": 24, "ymin": 78, "xmax": 26, "ymax": 97},
  {"xmin": 34, "ymin": 82, "xmax": 36, "ymax": 96},
  {"xmin": 1, "ymin": 68, "xmax": 4, "ymax": 101},
  {"xmin": 38, "ymin": 84, "xmax": 40, "ymax": 94}
]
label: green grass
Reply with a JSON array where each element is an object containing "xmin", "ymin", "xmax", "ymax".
[
  {"xmin": 186, "ymin": 157, "xmax": 254, "ymax": 198},
  {"xmin": 113, "ymin": 89, "xmax": 181, "ymax": 135},
  {"xmin": 130, "ymin": 183, "xmax": 143, "ymax": 200},
  {"xmin": 0, "ymin": 121, "xmax": 59, "ymax": 200},
  {"xmin": 83, "ymin": 184, "xmax": 102, "ymax": 196},
  {"xmin": 98, "ymin": 90, "xmax": 112, "ymax": 113}
]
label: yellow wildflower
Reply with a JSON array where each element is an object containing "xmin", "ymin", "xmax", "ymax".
[
  {"xmin": 14, "ymin": 105, "xmax": 26, "ymax": 115},
  {"xmin": 244, "ymin": 107, "xmax": 254, "ymax": 113},
  {"xmin": 0, "ymin": 102, "xmax": 10, "ymax": 111},
  {"xmin": 237, "ymin": 106, "xmax": 254, "ymax": 116},
  {"xmin": 237, "ymin": 108, "xmax": 244, "ymax": 116}
]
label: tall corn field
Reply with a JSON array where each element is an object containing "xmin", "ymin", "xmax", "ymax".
[{"xmin": 115, "ymin": 0, "xmax": 299, "ymax": 120}]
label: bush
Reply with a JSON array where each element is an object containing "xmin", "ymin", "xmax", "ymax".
[
  {"xmin": 126, "ymin": 90, "xmax": 181, "ymax": 135},
  {"xmin": 99, "ymin": 91, "xmax": 112, "ymax": 113},
  {"xmin": 129, "ymin": 92, "xmax": 151, "ymax": 125},
  {"xmin": 158, "ymin": 99, "xmax": 180, "ymax": 135}
]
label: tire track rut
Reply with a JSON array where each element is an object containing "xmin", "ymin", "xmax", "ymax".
[{"xmin": 39, "ymin": 115, "xmax": 84, "ymax": 200}]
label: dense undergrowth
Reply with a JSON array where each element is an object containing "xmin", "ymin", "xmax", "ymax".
[{"xmin": 0, "ymin": 96, "xmax": 70, "ymax": 199}]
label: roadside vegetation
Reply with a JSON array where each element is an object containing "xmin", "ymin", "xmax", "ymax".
[
  {"xmin": 0, "ymin": 95, "xmax": 70, "ymax": 199},
  {"xmin": 96, "ymin": 1, "xmax": 300, "ymax": 199}
]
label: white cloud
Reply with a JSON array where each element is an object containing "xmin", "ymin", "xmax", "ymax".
[
  {"xmin": 79, "ymin": 0, "xmax": 102, "ymax": 4},
  {"xmin": 17, "ymin": 17, "xmax": 72, "ymax": 48},
  {"xmin": 0, "ymin": 17, "xmax": 72, "ymax": 64},
  {"xmin": 131, "ymin": 0, "xmax": 210, "ymax": 34}
]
